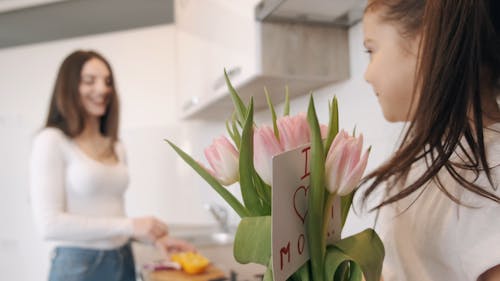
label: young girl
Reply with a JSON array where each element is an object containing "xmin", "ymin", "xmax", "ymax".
[
  {"xmin": 30, "ymin": 50, "xmax": 193, "ymax": 281},
  {"xmin": 362, "ymin": 0, "xmax": 500, "ymax": 280}
]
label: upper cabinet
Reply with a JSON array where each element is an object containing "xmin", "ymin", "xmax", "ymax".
[
  {"xmin": 255, "ymin": 0, "xmax": 366, "ymax": 27},
  {"xmin": 176, "ymin": 0, "xmax": 365, "ymax": 120},
  {"xmin": 0, "ymin": 0, "xmax": 174, "ymax": 49}
]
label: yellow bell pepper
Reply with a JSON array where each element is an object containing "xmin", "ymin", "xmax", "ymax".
[{"xmin": 171, "ymin": 252, "xmax": 210, "ymax": 274}]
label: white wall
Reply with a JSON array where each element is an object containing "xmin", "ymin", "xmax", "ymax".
[{"xmin": 0, "ymin": 15, "xmax": 403, "ymax": 281}]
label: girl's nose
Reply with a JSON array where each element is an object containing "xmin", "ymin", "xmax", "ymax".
[{"xmin": 364, "ymin": 66, "xmax": 373, "ymax": 85}]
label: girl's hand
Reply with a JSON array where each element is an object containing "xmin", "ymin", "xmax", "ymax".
[
  {"xmin": 131, "ymin": 216, "xmax": 168, "ymax": 243},
  {"xmin": 155, "ymin": 235, "xmax": 196, "ymax": 258}
]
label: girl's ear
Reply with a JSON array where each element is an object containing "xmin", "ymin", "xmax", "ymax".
[{"xmin": 396, "ymin": 30, "xmax": 422, "ymax": 58}]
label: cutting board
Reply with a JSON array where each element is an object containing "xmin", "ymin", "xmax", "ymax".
[{"xmin": 148, "ymin": 265, "xmax": 226, "ymax": 281}]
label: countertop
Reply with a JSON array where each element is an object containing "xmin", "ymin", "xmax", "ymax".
[
  {"xmin": 133, "ymin": 224, "xmax": 265, "ymax": 281},
  {"xmin": 144, "ymin": 265, "xmax": 226, "ymax": 281}
]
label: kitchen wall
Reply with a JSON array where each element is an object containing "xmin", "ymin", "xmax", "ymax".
[{"xmin": 0, "ymin": 14, "xmax": 402, "ymax": 281}]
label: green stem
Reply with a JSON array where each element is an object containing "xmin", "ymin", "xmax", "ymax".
[
  {"xmin": 322, "ymin": 193, "xmax": 335, "ymax": 256},
  {"xmin": 306, "ymin": 95, "xmax": 326, "ymax": 281}
]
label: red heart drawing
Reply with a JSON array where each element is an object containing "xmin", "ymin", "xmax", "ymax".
[{"xmin": 293, "ymin": 185, "xmax": 309, "ymax": 224}]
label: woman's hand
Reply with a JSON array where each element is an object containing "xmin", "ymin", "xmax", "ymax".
[
  {"xmin": 131, "ymin": 216, "xmax": 168, "ymax": 243},
  {"xmin": 155, "ymin": 235, "xmax": 196, "ymax": 258}
]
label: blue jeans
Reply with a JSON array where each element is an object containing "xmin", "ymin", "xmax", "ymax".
[{"xmin": 48, "ymin": 243, "xmax": 136, "ymax": 281}]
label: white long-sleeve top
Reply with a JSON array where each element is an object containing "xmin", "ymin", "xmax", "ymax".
[
  {"xmin": 379, "ymin": 123, "xmax": 500, "ymax": 281},
  {"xmin": 30, "ymin": 127, "xmax": 133, "ymax": 250}
]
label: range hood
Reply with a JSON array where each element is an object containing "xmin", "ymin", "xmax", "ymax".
[{"xmin": 256, "ymin": 0, "xmax": 367, "ymax": 27}]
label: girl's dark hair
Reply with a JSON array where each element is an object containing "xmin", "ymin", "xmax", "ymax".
[
  {"xmin": 363, "ymin": 0, "xmax": 500, "ymax": 208},
  {"xmin": 45, "ymin": 50, "xmax": 119, "ymax": 141}
]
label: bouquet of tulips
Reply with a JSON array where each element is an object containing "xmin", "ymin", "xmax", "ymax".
[{"xmin": 166, "ymin": 71, "xmax": 384, "ymax": 281}]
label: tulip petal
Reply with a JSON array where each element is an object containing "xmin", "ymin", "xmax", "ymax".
[
  {"xmin": 277, "ymin": 113, "xmax": 310, "ymax": 151},
  {"xmin": 325, "ymin": 141, "xmax": 348, "ymax": 193},
  {"xmin": 328, "ymin": 130, "xmax": 348, "ymax": 156},
  {"xmin": 254, "ymin": 126, "xmax": 283, "ymax": 184},
  {"xmin": 347, "ymin": 134, "xmax": 363, "ymax": 172},
  {"xmin": 203, "ymin": 136, "xmax": 239, "ymax": 186},
  {"xmin": 338, "ymin": 147, "xmax": 370, "ymax": 196}
]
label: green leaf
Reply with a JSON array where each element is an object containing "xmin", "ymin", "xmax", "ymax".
[
  {"xmin": 325, "ymin": 247, "xmax": 353, "ymax": 281},
  {"xmin": 264, "ymin": 258, "xmax": 274, "ymax": 281},
  {"xmin": 226, "ymin": 115, "xmax": 241, "ymax": 149},
  {"xmin": 340, "ymin": 190, "xmax": 355, "ymax": 229},
  {"xmin": 289, "ymin": 263, "xmax": 304, "ymax": 281},
  {"xmin": 283, "ymin": 86, "xmax": 290, "ymax": 116},
  {"xmin": 306, "ymin": 94, "xmax": 326, "ymax": 281},
  {"xmin": 297, "ymin": 261, "xmax": 311, "ymax": 281},
  {"xmin": 290, "ymin": 261, "xmax": 311, "ymax": 281},
  {"xmin": 165, "ymin": 140, "xmax": 249, "ymax": 217},
  {"xmin": 234, "ymin": 216, "xmax": 271, "ymax": 265},
  {"xmin": 226, "ymin": 119, "xmax": 233, "ymax": 138},
  {"xmin": 233, "ymin": 118, "xmax": 242, "ymax": 148},
  {"xmin": 265, "ymin": 87, "xmax": 280, "ymax": 140},
  {"xmin": 325, "ymin": 96, "xmax": 339, "ymax": 155},
  {"xmin": 325, "ymin": 229, "xmax": 385, "ymax": 281},
  {"xmin": 226, "ymin": 119, "xmax": 238, "ymax": 148},
  {"xmin": 253, "ymin": 173, "xmax": 272, "ymax": 215},
  {"xmin": 333, "ymin": 261, "xmax": 349, "ymax": 281},
  {"xmin": 239, "ymin": 99, "xmax": 264, "ymax": 215},
  {"xmin": 225, "ymin": 69, "xmax": 247, "ymax": 125},
  {"xmin": 349, "ymin": 262, "xmax": 363, "ymax": 281}
]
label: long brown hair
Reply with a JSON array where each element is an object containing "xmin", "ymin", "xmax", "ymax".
[
  {"xmin": 363, "ymin": 0, "xmax": 500, "ymax": 208},
  {"xmin": 45, "ymin": 50, "xmax": 119, "ymax": 141}
]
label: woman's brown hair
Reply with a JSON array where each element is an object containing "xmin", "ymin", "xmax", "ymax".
[
  {"xmin": 45, "ymin": 50, "xmax": 119, "ymax": 141},
  {"xmin": 363, "ymin": 0, "xmax": 500, "ymax": 208}
]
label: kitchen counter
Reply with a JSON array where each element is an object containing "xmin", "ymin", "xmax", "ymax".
[
  {"xmin": 134, "ymin": 224, "xmax": 265, "ymax": 281},
  {"xmin": 145, "ymin": 265, "xmax": 226, "ymax": 281}
]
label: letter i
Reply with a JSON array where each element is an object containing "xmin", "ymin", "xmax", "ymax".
[{"xmin": 301, "ymin": 146, "xmax": 311, "ymax": 180}]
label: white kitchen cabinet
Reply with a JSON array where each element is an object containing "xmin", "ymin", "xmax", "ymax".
[{"xmin": 175, "ymin": 0, "xmax": 351, "ymax": 120}]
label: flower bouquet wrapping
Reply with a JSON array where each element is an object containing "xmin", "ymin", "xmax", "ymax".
[{"xmin": 166, "ymin": 71, "xmax": 384, "ymax": 281}]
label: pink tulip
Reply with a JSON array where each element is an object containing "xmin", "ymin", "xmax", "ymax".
[
  {"xmin": 204, "ymin": 136, "xmax": 239, "ymax": 185},
  {"xmin": 325, "ymin": 130, "xmax": 370, "ymax": 195},
  {"xmin": 277, "ymin": 113, "xmax": 310, "ymax": 151},
  {"xmin": 253, "ymin": 125, "xmax": 284, "ymax": 184},
  {"xmin": 254, "ymin": 113, "xmax": 329, "ymax": 185}
]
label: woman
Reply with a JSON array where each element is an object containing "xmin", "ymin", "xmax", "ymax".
[{"xmin": 30, "ymin": 50, "xmax": 193, "ymax": 281}]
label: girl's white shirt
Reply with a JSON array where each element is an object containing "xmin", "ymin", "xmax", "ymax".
[
  {"xmin": 30, "ymin": 127, "xmax": 133, "ymax": 250},
  {"xmin": 379, "ymin": 123, "xmax": 500, "ymax": 281}
]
